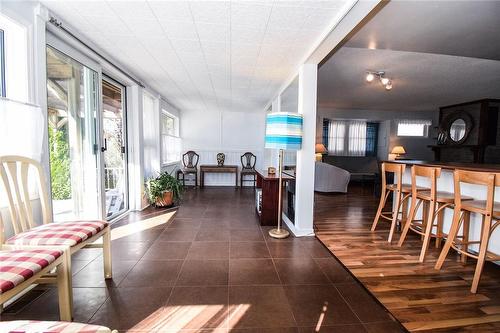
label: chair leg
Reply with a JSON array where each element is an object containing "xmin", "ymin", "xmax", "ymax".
[
  {"xmin": 371, "ymin": 189, "xmax": 388, "ymax": 232},
  {"xmin": 183, "ymin": 173, "xmax": 185, "ymax": 187},
  {"xmin": 57, "ymin": 250, "xmax": 72, "ymax": 321},
  {"xmin": 398, "ymin": 197, "xmax": 418, "ymax": 247},
  {"xmin": 419, "ymin": 199, "xmax": 436, "ymax": 263},
  {"xmin": 435, "ymin": 204, "xmax": 444, "ymax": 248},
  {"xmin": 435, "ymin": 208, "xmax": 462, "ymax": 270},
  {"xmin": 103, "ymin": 227, "xmax": 112, "ymax": 279},
  {"xmin": 471, "ymin": 214, "xmax": 492, "ymax": 293},
  {"xmin": 388, "ymin": 191, "xmax": 402, "ymax": 243},
  {"xmin": 461, "ymin": 212, "xmax": 470, "ymax": 264}
]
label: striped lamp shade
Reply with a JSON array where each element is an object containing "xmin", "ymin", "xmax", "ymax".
[{"xmin": 265, "ymin": 112, "xmax": 303, "ymax": 150}]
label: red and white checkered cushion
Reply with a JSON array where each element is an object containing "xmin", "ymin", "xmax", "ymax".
[
  {"xmin": 6, "ymin": 221, "xmax": 108, "ymax": 247},
  {"xmin": 0, "ymin": 249, "xmax": 63, "ymax": 294},
  {"xmin": 0, "ymin": 320, "xmax": 112, "ymax": 333}
]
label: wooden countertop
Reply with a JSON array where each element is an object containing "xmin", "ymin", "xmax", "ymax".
[
  {"xmin": 387, "ymin": 160, "xmax": 500, "ymax": 173},
  {"xmin": 256, "ymin": 170, "xmax": 296, "ymax": 181}
]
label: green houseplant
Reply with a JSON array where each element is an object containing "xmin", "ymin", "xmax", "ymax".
[{"xmin": 145, "ymin": 171, "xmax": 184, "ymax": 207}]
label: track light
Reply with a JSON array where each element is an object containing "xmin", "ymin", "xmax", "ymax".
[{"xmin": 365, "ymin": 70, "xmax": 393, "ymax": 91}]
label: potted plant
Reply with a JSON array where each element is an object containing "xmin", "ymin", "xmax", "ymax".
[{"xmin": 145, "ymin": 171, "xmax": 184, "ymax": 207}]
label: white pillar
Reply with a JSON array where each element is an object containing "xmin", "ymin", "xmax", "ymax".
[
  {"xmin": 127, "ymin": 85, "xmax": 146, "ymax": 210},
  {"xmin": 290, "ymin": 64, "xmax": 317, "ymax": 236}
]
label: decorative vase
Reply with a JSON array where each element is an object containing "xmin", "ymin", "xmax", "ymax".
[
  {"xmin": 216, "ymin": 153, "xmax": 225, "ymax": 166},
  {"xmin": 155, "ymin": 191, "xmax": 173, "ymax": 207}
]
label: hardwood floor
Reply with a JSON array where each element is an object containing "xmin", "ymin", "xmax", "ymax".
[{"xmin": 314, "ymin": 184, "xmax": 500, "ymax": 333}]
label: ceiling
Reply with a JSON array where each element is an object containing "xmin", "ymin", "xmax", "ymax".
[
  {"xmin": 318, "ymin": 0, "xmax": 500, "ymax": 111},
  {"xmin": 42, "ymin": 0, "xmax": 351, "ymax": 113}
]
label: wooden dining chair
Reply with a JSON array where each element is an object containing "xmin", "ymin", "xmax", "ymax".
[
  {"xmin": 176, "ymin": 151, "xmax": 200, "ymax": 187},
  {"xmin": 0, "ymin": 156, "xmax": 112, "ymax": 283},
  {"xmin": 240, "ymin": 152, "xmax": 257, "ymax": 188},
  {"xmin": 371, "ymin": 162, "xmax": 413, "ymax": 243},
  {"xmin": 435, "ymin": 169, "xmax": 500, "ymax": 293},
  {"xmin": 0, "ymin": 246, "xmax": 72, "ymax": 321}
]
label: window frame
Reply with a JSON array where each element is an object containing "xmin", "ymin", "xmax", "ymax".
[
  {"xmin": 396, "ymin": 119, "xmax": 432, "ymax": 138},
  {"xmin": 160, "ymin": 110, "xmax": 181, "ymax": 166},
  {"xmin": 0, "ymin": 29, "xmax": 5, "ymax": 97}
]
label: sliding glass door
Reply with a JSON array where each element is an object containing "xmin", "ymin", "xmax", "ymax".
[
  {"xmin": 102, "ymin": 78, "xmax": 128, "ymax": 218},
  {"xmin": 46, "ymin": 46, "xmax": 100, "ymax": 221}
]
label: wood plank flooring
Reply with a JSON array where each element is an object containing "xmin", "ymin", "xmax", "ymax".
[{"xmin": 314, "ymin": 184, "xmax": 500, "ymax": 333}]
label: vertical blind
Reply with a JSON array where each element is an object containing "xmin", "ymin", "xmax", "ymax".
[{"xmin": 323, "ymin": 119, "xmax": 379, "ymax": 157}]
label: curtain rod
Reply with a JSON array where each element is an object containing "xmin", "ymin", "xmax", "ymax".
[{"xmin": 48, "ymin": 17, "xmax": 145, "ymax": 88}]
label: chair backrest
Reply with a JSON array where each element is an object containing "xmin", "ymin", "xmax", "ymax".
[
  {"xmin": 454, "ymin": 169, "xmax": 500, "ymax": 215},
  {"xmin": 241, "ymin": 152, "xmax": 256, "ymax": 169},
  {"xmin": 411, "ymin": 165, "xmax": 441, "ymax": 199},
  {"xmin": 0, "ymin": 156, "xmax": 52, "ymax": 243},
  {"xmin": 381, "ymin": 162, "xmax": 406, "ymax": 192},
  {"xmin": 182, "ymin": 151, "xmax": 199, "ymax": 168}
]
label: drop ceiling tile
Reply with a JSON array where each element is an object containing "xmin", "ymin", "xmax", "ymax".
[
  {"xmin": 64, "ymin": 1, "xmax": 115, "ymax": 18},
  {"xmin": 195, "ymin": 23, "xmax": 229, "ymax": 42},
  {"xmin": 158, "ymin": 20, "xmax": 198, "ymax": 40},
  {"xmin": 170, "ymin": 39, "xmax": 202, "ymax": 54},
  {"xmin": 189, "ymin": 1, "xmax": 229, "ymax": 24},
  {"xmin": 82, "ymin": 16, "xmax": 133, "ymax": 35},
  {"xmin": 267, "ymin": 6, "xmax": 311, "ymax": 29},
  {"xmin": 231, "ymin": 27, "xmax": 266, "ymax": 44},
  {"xmin": 230, "ymin": 3, "xmax": 272, "ymax": 28},
  {"xmin": 107, "ymin": 0, "xmax": 156, "ymax": 20},
  {"xmin": 125, "ymin": 19, "xmax": 165, "ymax": 37},
  {"xmin": 147, "ymin": 1, "xmax": 192, "ymax": 20}
]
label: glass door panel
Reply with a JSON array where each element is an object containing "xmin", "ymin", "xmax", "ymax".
[
  {"xmin": 46, "ymin": 46, "xmax": 100, "ymax": 221},
  {"xmin": 102, "ymin": 78, "xmax": 128, "ymax": 218}
]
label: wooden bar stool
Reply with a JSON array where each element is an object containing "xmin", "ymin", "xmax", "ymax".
[
  {"xmin": 371, "ymin": 162, "xmax": 412, "ymax": 243},
  {"xmin": 435, "ymin": 169, "xmax": 500, "ymax": 293},
  {"xmin": 397, "ymin": 165, "xmax": 472, "ymax": 262}
]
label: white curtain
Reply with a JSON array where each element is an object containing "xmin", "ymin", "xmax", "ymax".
[
  {"xmin": 328, "ymin": 120, "xmax": 346, "ymax": 155},
  {"xmin": 348, "ymin": 121, "xmax": 367, "ymax": 156}
]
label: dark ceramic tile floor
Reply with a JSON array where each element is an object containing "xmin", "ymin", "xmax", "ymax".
[{"xmin": 1, "ymin": 188, "xmax": 405, "ymax": 332}]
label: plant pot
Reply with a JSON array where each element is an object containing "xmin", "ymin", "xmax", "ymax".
[{"xmin": 155, "ymin": 191, "xmax": 173, "ymax": 207}]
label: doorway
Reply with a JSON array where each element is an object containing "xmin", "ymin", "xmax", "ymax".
[
  {"xmin": 46, "ymin": 45, "xmax": 129, "ymax": 221},
  {"xmin": 102, "ymin": 78, "xmax": 128, "ymax": 218}
]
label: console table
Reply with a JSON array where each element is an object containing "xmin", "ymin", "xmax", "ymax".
[
  {"xmin": 200, "ymin": 165, "xmax": 238, "ymax": 188},
  {"xmin": 255, "ymin": 170, "xmax": 295, "ymax": 226}
]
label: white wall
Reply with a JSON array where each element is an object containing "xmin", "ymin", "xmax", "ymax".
[
  {"xmin": 180, "ymin": 109, "xmax": 265, "ymax": 186},
  {"xmin": 317, "ymin": 108, "xmax": 439, "ymax": 160}
]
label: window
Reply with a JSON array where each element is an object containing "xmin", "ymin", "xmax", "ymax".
[
  {"xmin": 323, "ymin": 119, "xmax": 378, "ymax": 157},
  {"xmin": 0, "ymin": 29, "xmax": 5, "ymax": 97},
  {"xmin": 396, "ymin": 119, "xmax": 432, "ymax": 137},
  {"xmin": 161, "ymin": 110, "xmax": 181, "ymax": 165}
]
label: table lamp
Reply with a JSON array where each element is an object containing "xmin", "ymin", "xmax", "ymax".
[
  {"xmin": 391, "ymin": 146, "xmax": 406, "ymax": 159},
  {"xmin": 265, "ymin": 112, "xmax": 303, "ymax": 239},
  {"xmin": 315, "ymin": 143, "xmax": 327, "ymax": 161}
]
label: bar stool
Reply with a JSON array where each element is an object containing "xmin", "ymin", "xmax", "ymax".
[
  {"xmin": 397, "ymin": 165, "xmax": 472, "ymax": 262},
  {"xmin": 435, "ymin": 170, "xmax": 500, "ymax": 293},
  {"xmin": 371, "ymin": 162, "xmax": 412, "ymax": 243}
]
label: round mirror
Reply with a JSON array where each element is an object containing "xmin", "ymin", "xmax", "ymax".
[{"xmin": 449, "ymin": 119, "xmax": 466, "ymax": 142}]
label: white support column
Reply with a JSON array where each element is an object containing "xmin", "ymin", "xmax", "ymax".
[
  {"xmin": 288, "ymin": 64, "xmax": 317, "ymax": 237},
  {"xmin": 127, "ymin": 85, "xmax": 146, "ymax": 211}
]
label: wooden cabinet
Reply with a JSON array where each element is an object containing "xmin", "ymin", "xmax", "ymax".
[{"xmin": 255, "ymin": 170, "xmax": 295, "ymax": 226}]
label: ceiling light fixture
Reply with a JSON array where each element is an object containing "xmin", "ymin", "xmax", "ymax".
[{"xmin": 365, "ymin": 70, "xmax": 393, "ymax": 91}]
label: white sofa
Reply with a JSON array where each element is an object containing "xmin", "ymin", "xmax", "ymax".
[{"xmin": 314, "ymin": 161, "xmax": 351, "ymax": 193}]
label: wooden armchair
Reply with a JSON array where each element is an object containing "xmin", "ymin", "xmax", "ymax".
[
  {"xmin": 0, "ymin": 246, "xmax": 72, "ymax": 321},
  {"xmin": 176, "ymin": 151, "xmax": 200, "ymax": 187},
  {"xmin": 0, "ymin": 156, "xmax": 112, "ymax": 283},
  {"xmin": 240, "ymin": 152, "xmax": 257, "ymax": 188}
]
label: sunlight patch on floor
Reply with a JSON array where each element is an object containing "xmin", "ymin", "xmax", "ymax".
[
  {"xmin": 130, "ymin": 304, "xmax": 250, "ymax": 331},
  {"xmin": 110, "ymin": 211, "xmax": 176, "ymax": 241}
]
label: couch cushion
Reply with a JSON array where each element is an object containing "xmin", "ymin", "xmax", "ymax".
[
  {"xmin": 6, "ymin": 221, "xmax": 107, "ymax": 247},
  {"xmin": 0, "ymin": 249, "xmax": 63, "ymax": 293},
  {"xmin": 0, "ymin": 320, "xmax": 112, "ymax": 333}
]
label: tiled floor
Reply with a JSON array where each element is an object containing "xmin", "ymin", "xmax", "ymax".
[{"xmin": 2, "ymin": 187, "xmax": 405, "ymax": 332}]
